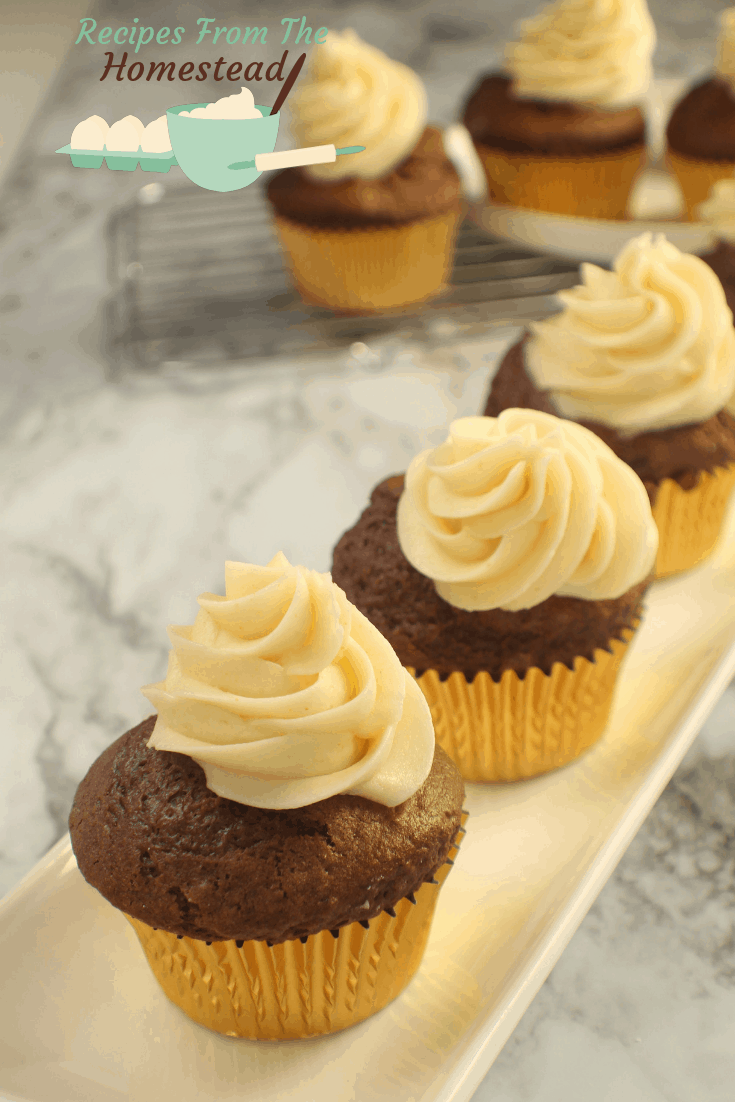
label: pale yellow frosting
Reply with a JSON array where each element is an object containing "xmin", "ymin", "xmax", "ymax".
[
  {"xmin": 287, "ymin": 28, "xmax": 427, "ymax": 181},
  {"xmin": 525, "ymin": 233, "xmax": 735, "ymax": 436},
  {"xmin": 505, "ymin": 0, "xmax": 656, "ymax": 109},
  {"xmin": 715, "ymin": 8, "xmax": 735, "ymax": 91},
  {"xmin": 698, "ymin": 176, "xmax": 735, "ymax": 416},
  {"xmin": 141, "ymin": 553, "xmax": 435, "ymax": 810},
  {"xmin": 697, "ymin": 177, "xmax": 735, "ymax": 243},
  {"xmin": 396, "ymin": 410, "xmax": 657, "ymax": 612}
]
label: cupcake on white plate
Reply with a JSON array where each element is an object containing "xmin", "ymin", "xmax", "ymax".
[
  {"xmin": 666, "ymin": 9, "xmax": 735, "ymax": 220},
  {"xmin": 460, "ymin": 0, "xmax": 656, "ymax": 218}
]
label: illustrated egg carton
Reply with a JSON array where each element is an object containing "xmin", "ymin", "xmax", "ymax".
[{"xmin": 54, "ymin": 144, "xmax": 178, "ymax": 172}]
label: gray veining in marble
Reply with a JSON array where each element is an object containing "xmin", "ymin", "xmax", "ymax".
[{"xmin": 2, "ymin": 1, "xmax": 735, "ymax": 1100}]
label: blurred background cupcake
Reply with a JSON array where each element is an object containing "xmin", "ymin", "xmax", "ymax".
[
  {"xmin": 332, "ymin": 410, "xmax": 658, "ymax": 783},
  {"xmin": 667, "ymin": 8, "xmax": 735, "ymax": 221},
  {"xmin": 69, "ymin": 554, "xmax": 465, "ymax": 1041},
  {"xmin": 698, "ymin": 173, "xmax": 735, "ymax": 318},
  {"xmin": 266, "ymin": 29, "xmax": 463, "ymax": 313},
  {"xmin": 460, "ymin": 0, "xmax": 655, "ymax": 219},
  {"xmin": 483, "ymin": 233, "xmax": 735, "ymax": 578}
]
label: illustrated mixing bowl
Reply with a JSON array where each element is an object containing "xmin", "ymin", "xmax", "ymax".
[{"xmin": 166, "ymin": 104, "xmax": 280, "ymax": 192}]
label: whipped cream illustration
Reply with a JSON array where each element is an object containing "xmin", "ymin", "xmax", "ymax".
[
  {"xmin": 142, "ymin": 553, "xmax": 435, "ymax": 810},
  {"xmin": 179, "ymin": 86, "xmax": 262, "ymax": 120},
  {"xmin": 397, "ymin": 410, "xmax": 658, "ymax": 612},
  {"xmin": 70, "ymin": 115, "xmax": 110, "ymax": 151},
  {"xmin": 106, "ymin": 115, "xmax": 145, "ymax": 152}
]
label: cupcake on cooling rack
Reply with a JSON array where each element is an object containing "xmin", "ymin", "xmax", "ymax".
[
  {"xmin": 69, "ymin": 553, "xmax": 465, "ymax": 1041},
  {"xmin": 461, "ymin": 0, "xmax": 655, "ymax": 219},
  {"xmin": 666, "ymin": 8, "xmax": 735, "ymax": 221},
  {"xmin": 483, "ymin": 233, "xmax": 735, "ymax": 578},
  {"xmin": 266, "ymin": 29, "xmax": 463, "ymax": 313},
  {"xmin": 331, "ymin": 410, "xmax": 658, "ymax": 783}
]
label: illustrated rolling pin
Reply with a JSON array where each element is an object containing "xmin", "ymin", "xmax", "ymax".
[{"xmin": 231, "ymin": 145, "xmax": 365, "ymax": 171}]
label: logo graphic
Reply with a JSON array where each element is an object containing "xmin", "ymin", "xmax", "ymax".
[{"xmin": 56, "ymin": 63, "xmax": 363, "ymax": 192}]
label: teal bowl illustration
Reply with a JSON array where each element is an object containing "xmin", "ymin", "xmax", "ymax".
[{"xmin": 166, "ymin": 104, "xmax": 280, "ymax": 192}]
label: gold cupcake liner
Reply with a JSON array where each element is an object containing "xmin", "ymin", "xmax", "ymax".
[
  {"xmin": 665, "ymin": 149, "xmax": 735, "ymax": 221},
  {"xmin": 653, "ymin": 463, "xmax": 735, "ymax": 578},
  {"xmin": 475, "ymin": 141, "xmax": 646, "ymax": 220},
  {"xmin": 408, "ymin": 633, "xmax": 635, "ymax": 783},
  {"xmin": 125, "ymin": 824, "xmax": 463, "ymax": 1041},
  {"xmin": 272, "ymin": 208, "xmax": 462, "ymax": 314}
]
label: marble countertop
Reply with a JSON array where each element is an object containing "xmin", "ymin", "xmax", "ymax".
[{"xmin": 2, "ymin": 1, "xmax": 735, "ymax": 1100}]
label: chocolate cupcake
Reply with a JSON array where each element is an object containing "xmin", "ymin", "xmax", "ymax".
[
  {"xmin": 698, "ymin": 175, "xmax": 735, "ymax": 320},
  {"xmin": 460, "ymin": 0, "xmax": 655, "ymax": 219},
  {"xmin": 483, "ymin": 234, "xmax": 735, "ymax": 578},
  {"xmin": 666, "ymin": 10, "xmax": 735, "ymax": 220},
  {"xmin": 69, "ymin": 553, "xmax": 465, "ymax": 1040},
  {"xmin": 266, "ymin": 29, "xmax": 463, "ymax": 313},
  {"xmin": 332, "ymin": 410, "xmax": 658, "ymax": 783}
]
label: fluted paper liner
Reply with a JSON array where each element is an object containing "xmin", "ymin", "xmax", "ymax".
[
  {"xmin": 272, "ymin": 208, "xmax": 461, "ymax": 314},
  {"xmin": 409, "ymin": 633, "xmax": 635, "ymax": 782},
  {"xmin": 125, "ymin": 824, "xmax": 463, "ymax": 1040},
  {"xmin": 666, "ymin": 149, "xmax": 735, "ymax": 221},
  {"xmin": 653, "ymin": 463, "xmax": 735, "ymax": 578},
  {"xmin": 475, "ymin": 141, "xmax": 645, "ymax": 220}
]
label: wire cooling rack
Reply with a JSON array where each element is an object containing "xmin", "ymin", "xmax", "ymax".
[{"xmin": 104, "ymin": 178, "xmax": 580, "ymax": 373}]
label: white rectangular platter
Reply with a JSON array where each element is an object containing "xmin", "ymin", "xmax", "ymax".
[{"xmin": 1, "ymin": 503, "xmax": 734, "ymax": 1102}]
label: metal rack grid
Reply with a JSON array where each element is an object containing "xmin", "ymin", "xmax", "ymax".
[{"xmin": 104, "ymin": 179, "xmax": 581, "ymax": 373}]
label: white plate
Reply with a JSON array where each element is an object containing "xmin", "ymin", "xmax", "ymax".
[
  {"xmin": 470, "ymin": 168, "xmax": 716, "ymax": 265},
  {"xmin": 466, "ymin": 75, "xmax": 719, "ymax": 265},
  {"xmin": 2, "ymin": 497, "xmax": 735, "ymax": 1102}
]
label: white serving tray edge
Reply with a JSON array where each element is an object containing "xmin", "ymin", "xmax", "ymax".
[{"xmin": 2, "ymin": 501, "xmax": 735, "ymax": 1102}]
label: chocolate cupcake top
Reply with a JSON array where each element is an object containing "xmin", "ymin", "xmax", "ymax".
[
  {"xmin": 505, "ymin": 0, "xmax": 655, "ymax": 109},
  {"xmin": 69, "ymin": 717, "xmax": 464, "ymax": 944},
  {"xmin": 483, "ymin": 336, "xmax": 735, "ymax": 493},
  {"xmin": 524, "ymin": 233, "xmax": 735, "ymax": 435},
  {"xmin": 265, "ymin": 125, "xmax": 461, "ymax": 228},
  {"xmin": 287, "ymin": 28, "xmax": 427, "ymax": 182},
  {"xmin": 667, "ymin": 15, "xmax": 735, "ymax": 162},
  {"xmin": 332, "ymin": 476, "xmax": 649, "ymax": 681},
  {"xmin": 141, "ymin": 553, "xmax": 435, "ymax": 809},
  {"xmin": 395, "ymin": 410, "xmax": 657, "ymax": 612},
  {"xmin": 666, "ymin": 78, "xmax": 735, "ymax": 162},
  {"xmin": 462, "ymin": 74, "xmax": 645, "ymax": 157}
]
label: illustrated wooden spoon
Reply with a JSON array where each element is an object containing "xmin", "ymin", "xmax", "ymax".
[{"xmin": 270, "ymin": 52, "xmax": 306, "ymax": 116}]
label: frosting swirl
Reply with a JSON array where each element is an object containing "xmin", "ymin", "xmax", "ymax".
[
  {"xmin": 396, "ymin": 410, "xmax": 657, "ymax": 612},
  {"xmin": 697, "ymin": 177, "xmax": 735, "ymax": 243},
  {"xmin": 716, "ymin": 8, "xmax": 735, "ymax": 91},
  {"xmin": 505, "ymin": 0, "xmax": 656, "ymax": 109},
  {"xmin": 525, "ymin": 233, "xmax": 735, "ymax": 435},
  {"xmin": 141, "ymin": 553, "xmax": 434, "ymax": 810},
  {"xmin": 287, "ymin": 28, "xmax": 427, "ymax": 181}
]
